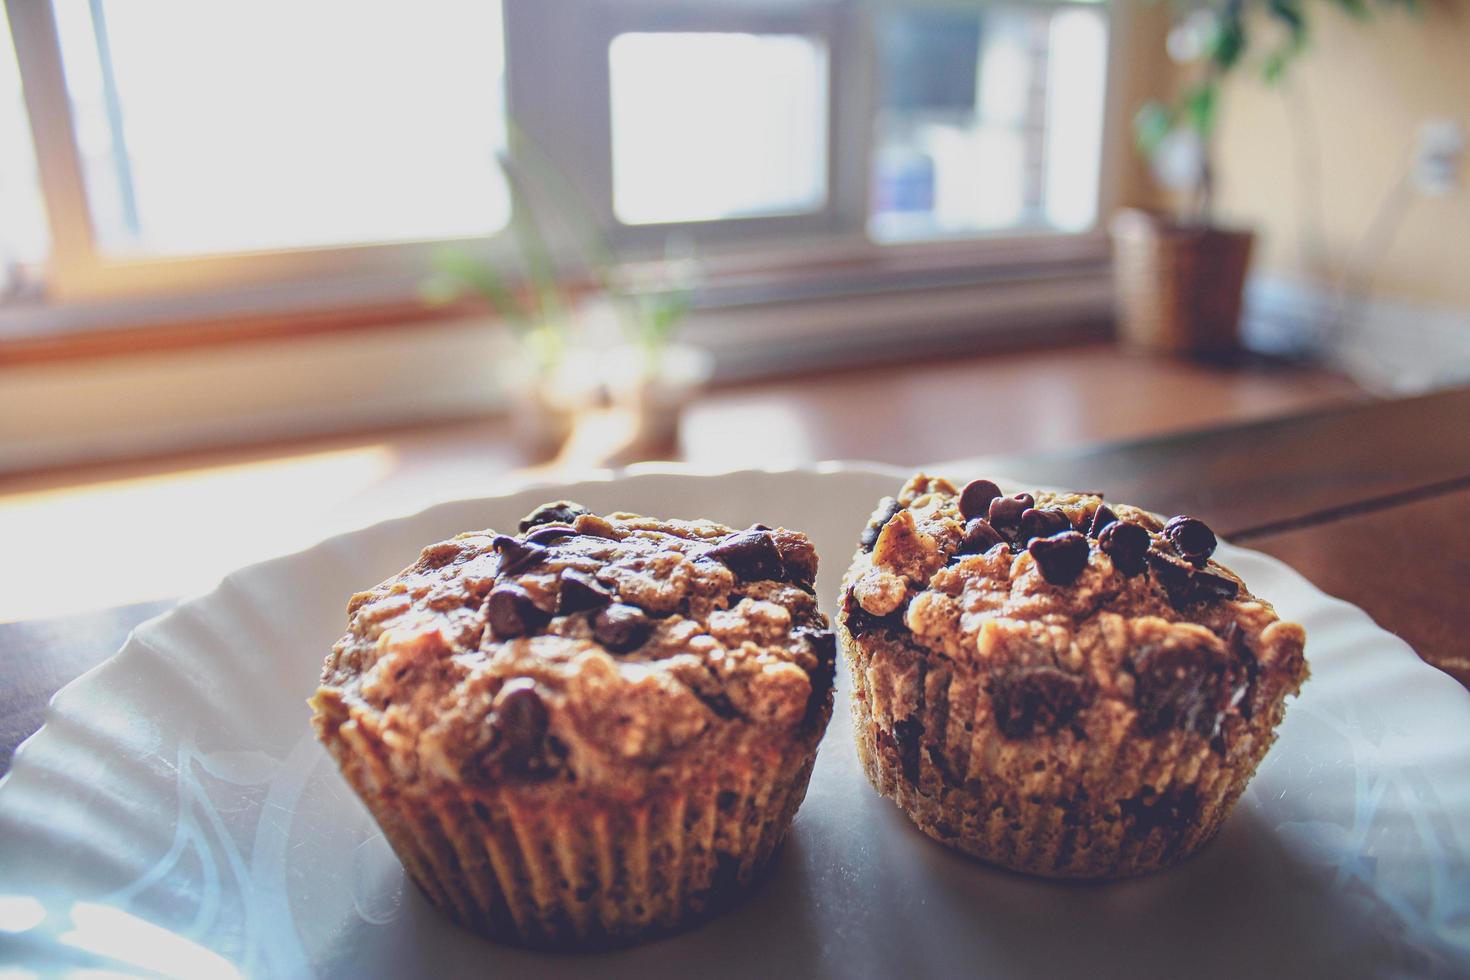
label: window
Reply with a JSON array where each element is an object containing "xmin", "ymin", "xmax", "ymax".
[
  {"xmin": 3, "ymin": 0, "xmax": 1116, "ymax": 320},
  {"xmin": 50, "ymin": 0, "xmax": 509, "ymax": 257},
  {"xmin": 870, "ymin": 2, "xmax": 1109, "ymax": 241},
  {"xmin": 609, "ymin": 32, "xmax": 828, "ymax": 225},
  {"xmin": 0, "ymin": 2, "xmax": 49, "ymax": 288}
]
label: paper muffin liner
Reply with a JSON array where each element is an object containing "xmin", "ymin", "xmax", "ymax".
[
  {"xmin": 839, "ymin": 618, "xmax": 1295, "ymax": 879},
  {"xmin": 317, "ymin": 712, "xmax": 824, "ymax": 948}
]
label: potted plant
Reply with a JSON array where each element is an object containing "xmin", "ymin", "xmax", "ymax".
[
  {"xmin": 602, "ymin": 242, "xmax": 712, "ymax": 454},
  {"xmin": 1115, "ymin": 0, "xmax": 1413, "ymax": 354},
  {"xmin": 423, "ymin": 149, "xmax": 709, "ymax": 459},
  {"xmin": 421, "ymin": 152, "xmax": 600, "ymax": 458}
]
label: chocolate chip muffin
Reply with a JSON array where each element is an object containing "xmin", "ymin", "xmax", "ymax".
[
  {"xmin": 310, "ymin": 501, "xmax": 835, "ymax": 947},
  {"xmin": 839, "ymin": 475, "xmax": 1308, "ymax": 879}
]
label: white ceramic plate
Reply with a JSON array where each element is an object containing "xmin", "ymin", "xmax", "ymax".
[{"xmin": 2, "ymin": 466, "xmax": 1468, "ymax": 979}]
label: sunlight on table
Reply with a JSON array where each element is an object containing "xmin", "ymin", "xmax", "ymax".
[{"xmin": 0, "ymin": 447, "xmax": 398, "ymax": 621}]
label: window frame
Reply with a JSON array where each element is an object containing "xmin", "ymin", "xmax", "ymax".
[
  {"xmin": 6, "ymin": 0, "xmax": 526, "ymax": 305},
  {"xmin": 2, "ymin": 0, "xmax": 1125, "ymax": 325},
  {"xmin": 516, "ymin": 0, "xmax": 867, "ymax": 251}
]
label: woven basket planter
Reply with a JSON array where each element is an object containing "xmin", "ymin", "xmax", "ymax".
[{"xmin": 1110, "ymin": 209, "xmax": 1254, "ymax": 355}]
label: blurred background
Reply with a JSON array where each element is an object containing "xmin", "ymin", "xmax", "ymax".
[{"xmin": 1, "ymin": 0, "xmax": 1467, "ymax": 618}]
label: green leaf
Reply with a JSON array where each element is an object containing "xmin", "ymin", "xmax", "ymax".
[
  {"xmin": 1211, "ymin": 11, "xmax": 1246, "ymax": 69},
  {"xmin": 1261, "ymin": 46, "xmax": 1294, "ymax": 85},
  {"xmin": 417, "ymin": 272, "xmax": 462, "ymax": 307},
  {"xmin": 431, "ymin": 247, "xmax": 529, "ymax": 329},
  {"xmin": 1329, "ymin": 0, "xmax": 1371, "ymax": 20},
  {"xmin": 1183, "ymin": 83, "xmax": 1218, "ymax": 139},
  {"xmin": 505, "ymin": 118, "xmax": 621, "ymax": 294},
  {"xmin": 1133, "ymin": 101, "xmax": 1174, "ymax": 159},
  {"xmin": 1267, "ymin": 0, "xmax": 1307, "ymax": 43},
  {"xmin": 625, "ymin": 282, "xmax": 692, "ymax": 351},
  {"xmin": 497, "ymin": 156, "xmax": 565, "ymax": 328}
]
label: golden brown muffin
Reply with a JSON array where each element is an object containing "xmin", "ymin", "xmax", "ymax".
[
  {"xmin": 839, "ymin": 474, "xmax": 1308, "ymax": 879},
  {"xmin": 310, "ymin": 501, "xmax": 835, "ymax": 948}
]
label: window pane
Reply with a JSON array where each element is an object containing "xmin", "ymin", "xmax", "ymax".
[
  {"xmin": 1044, "ymin": 9, "xmax": 1109, "ymax": 231},
  {"xmin": 610, "ymin": 32, "xmax": 827, "ymax": 225},
  {"xmin": 52, "ymin": 0, "xmax": 509, "ymax": 257},
  {"xmin": 0, "ymin": 4, "xmax": 50, "ymax": 277},
  {"xmin": 870, "ymin": 4, "xmax": 1108, "ymax": 242}
]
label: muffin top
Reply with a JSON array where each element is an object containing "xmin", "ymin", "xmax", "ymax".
[
  {"xmin": 313, "ymin": 502, "xmax": 834, "ymax": 792},
  {"xmin": 843, "ymin": 474, "xmax": 1307, "ymax": 741}
]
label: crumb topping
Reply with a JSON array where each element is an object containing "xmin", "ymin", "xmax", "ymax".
[
  {"xmin": 842, "ymin": 475, "xmax": 1308, "ymax": 742},
  {"xmin": 312, "ymin": 502, "xmax": 834, "ymax": 790}
]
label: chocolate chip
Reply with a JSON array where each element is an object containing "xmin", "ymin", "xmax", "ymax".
[
  {"xmin": 703, "ymin": 528, "xmax": 785, "ymax": 582},
  {"xmin": 987, "ymin": 492, "xmax": 1035, "ymax": 532},
  {"xmin": 1027, "ymin": 531, "xmax": 1090, "ymax": 585},
  {"xmin": 486, "ymin": 583, "xmax": 551, "ymax": 639},
  {"xmin": 1128, "ymin": 641, "xmax": 1228, "ymax": 736},
  {"xmin": 1192, "ymin": 569, "xmax": 1240, "ymax": 601},
  {"xmin": 488, "ymin": 679, "xmax": 549, "ymax": 770},
  {"xmin": 493, "ymin": 534, "xmax": 547, "ymax": 576},
  {"xmin": 523, "ymin": 523, "xmax": 579, "ymax": 546},
  {"xmin": 518, "ymin": 501, "xmax": 589, "ymax": 532},
  {"xmin": 1088, "ymin": 504, "xmax": 1119, "ymax": 538},
  {"xmin": 689, "ymin": 683, "xmax": 740, "ymax": 721},
  {"xmin": 958, "ymin": 479, "xmax": 1002, "ymax": 521},
  {"xmin": 989, "ymin": 666, "xmax": 1088, "ymax": 738},
  {"xmin": 859, "ymin": 497, "xmax": 901, "ymax": 552},
  {"xmin": 591, "ymin": 603, "xmax": 653, "ymax": 653},
  {"xmin": 1164, "ymin": 515, "xmax": 1217, "ymax": 565},
  {"xmin": 1146, "ymin": 551, "xmax": 1197, "ymax": 607},
  {"xmin": 1020, "ymin": 507, "xmax": 1071, "ymax": 543},
  {"xmin": 841, "ymin": 591, "xmax": 909, "ymax": 637},
  {"xmin": 795, "ymin": 624, "xmax": 836, "ymax": 664},
  {"xmin": 1219, "ymin": 621, "xmax": 1257, "ymax": 671},
  {"xmin": 893, "ymin": 715, "xmax": 924, "ymax": 783},
  {"xmin": 1099, "ymin": 520, "xmax": 1150, "ymax": 575},
  {"xmin": 1146, "ymin": 550, "xmax": 1237, "ymax": 608},
  {"xmin": 557, "ymin": 568, "xmax": 613, "ymax": 613},
  {"xmin": 957, "ymin": 517, "xmax": 1006, "ymax": 555},
  {"xmin": 795, "ymin": 625, "xmax": 838, "ymax": 722},
  {"xmin": 1218, "ymin": 622, "xmax": 1257, "ymax": 717}
]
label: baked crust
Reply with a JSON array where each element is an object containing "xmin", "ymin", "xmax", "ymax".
[
  {"xmin": 840, "ymin": 474, "xmax": 1308, "ymax": 878},
  {"xmin": 311, "ymin": 503, "xmax": 834, "ymax": 946}
]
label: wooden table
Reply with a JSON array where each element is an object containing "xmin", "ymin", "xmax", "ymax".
[{"xmin": 3, "ymin": 387, "xmax": 1467, "ymax": 775}]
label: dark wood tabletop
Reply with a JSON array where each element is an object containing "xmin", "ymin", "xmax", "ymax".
[{"xmin": 3, "ymin": 386, "xmax": 1467, "ymax": 776}]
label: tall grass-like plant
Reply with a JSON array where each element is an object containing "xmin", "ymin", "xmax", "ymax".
[
  {"xmin": 421, "ymin": 132, "xmax": 696, "ymax": 376},
  {"xmin": 1134, "ymin": 0, "xmax": 1417, "ymax": 224},
  {"xmin": 419, "ymin": 151, "xmax": 570, "ymax": 373},
  {"xmin": 607, "ymin": 235, "xmax": 699, "ymax": 372}
]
